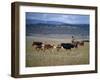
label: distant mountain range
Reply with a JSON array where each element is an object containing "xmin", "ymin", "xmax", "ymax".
[
  {"xmin": 26, "ymin": 19, "xmax": 89, "ymax": 38},
  {"xmin": 26, "ymin": 19, "xmax": 65, "ymax": 25},
  {"xmin": 26, "ymin": 19, "xmax": 89, "ymax": 26}
]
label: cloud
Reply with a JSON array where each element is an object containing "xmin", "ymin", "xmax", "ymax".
[{"xmin": 26, "ymin": 12, "xmax": 89, "ymax": 24}]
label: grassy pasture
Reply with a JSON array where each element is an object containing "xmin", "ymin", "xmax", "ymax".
[{"xmin": 26, "ymin": 37, "xmax": 89, "ymax": 67}]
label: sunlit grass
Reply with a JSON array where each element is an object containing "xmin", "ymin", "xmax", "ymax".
[{"xmin": 26, "ymin": 37, "xmax": 89, "ymax": 67}]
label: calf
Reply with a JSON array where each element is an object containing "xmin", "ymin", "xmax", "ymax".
[{"xmin": 56, "ymin": 44, "xmax": 63, "ymax": 51}]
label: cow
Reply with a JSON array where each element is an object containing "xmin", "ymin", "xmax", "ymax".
[
  {"xmin": 72, "ymin": 41, "xmax": 79, "ymax": 48},
  {"xmin": 43, "ymin": 44, "xmax": 55, "ymax": 52},
  {"xmin": 32, "ymin": 41, "xmax": 43, "ymax": 50},
  {"xmin": 56, "ymin": 44, "xmax": 63, "ymax": 51},
  {"xmin": 56, "ymin": 42, "xmax": 79, "ymax": 51},
  {"xmin": 73, "ymin": 40, "xmax": 84, "ymax": 47},
  {"xmin": 61, "ymin": 43, "xmax": 75, "ymax": 50},
  {"xmin": 79, "ymin": 41, "xmax": 84, "ymax": 46}
]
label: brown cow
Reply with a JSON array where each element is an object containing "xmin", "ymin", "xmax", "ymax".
[
  {"xmin": 43, "ymin": 44, "xmax": 55, "ymax": 52},
  {"xmin": 79, "ymin": 41, "xmax": 84, "ymax": 46},
  {"xmin": 32, "ymin": 41, "xmax": 43, "ymax": 50},
  {"xmin": 72, "ymin": 40, "xmax": 84, "ymax": 47}
]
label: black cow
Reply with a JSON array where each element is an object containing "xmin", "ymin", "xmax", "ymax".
[{"xmin": 61, "ymin": 43, "xmax": 75, "ymax": 50}]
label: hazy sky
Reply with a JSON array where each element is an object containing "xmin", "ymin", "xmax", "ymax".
[{"xmin": 26, "ymin": 12, "xmax": 89, "ymax": 24}]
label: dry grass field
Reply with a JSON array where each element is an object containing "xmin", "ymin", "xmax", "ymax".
[{"xmin": 26, "ymin": 37, "xmax": 89, "ymax": 67}]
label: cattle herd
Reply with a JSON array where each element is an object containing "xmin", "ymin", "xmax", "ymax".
[{"xmin": 32, "ymin": 40, "xmax": 84, "ymax": 52}]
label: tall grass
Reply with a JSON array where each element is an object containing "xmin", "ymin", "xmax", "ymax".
[{"xmin": 26, "ymin": 37, "xmax": 89, "ymax": 67}]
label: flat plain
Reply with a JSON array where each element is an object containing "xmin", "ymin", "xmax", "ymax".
[{"xmin": 26, "ymin": 37, "xmax": 89, "ymax": 67}]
